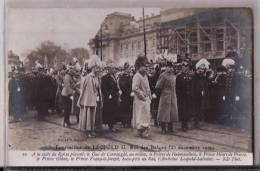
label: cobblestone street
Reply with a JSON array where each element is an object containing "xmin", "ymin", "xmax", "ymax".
[{"xmin": 8, "ymin": 113, "xmax": 252, "ymax": 152}]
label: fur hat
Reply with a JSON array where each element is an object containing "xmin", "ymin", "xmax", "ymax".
[
  {"xmin": 195, "ymin": 58, "xmax": 210, "ymax": 69},
  {"xmin": 222, "ymin": 58, "xmax": 235, "ymax": 68},
  {"xmin": 134, "ymin": 55, "xmax": 148, "ymax": 70}
]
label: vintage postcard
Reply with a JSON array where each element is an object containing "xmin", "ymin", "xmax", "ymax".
[{"xmin": 2, "ymin": 0, "xmax": 260, "ymax": 167}]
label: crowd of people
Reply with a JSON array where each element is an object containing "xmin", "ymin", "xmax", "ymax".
[{"xmin": 8, "ymin": 49, "xmax": 252, "ymax": 138}]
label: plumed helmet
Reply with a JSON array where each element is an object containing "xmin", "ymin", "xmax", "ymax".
[{"xmin": 88, "ymin": 54, "xmax": 102, "ymax": 69}]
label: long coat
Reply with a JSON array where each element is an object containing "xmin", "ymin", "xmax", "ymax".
[
  {"xmin": 118, "ymin": 72, "xmax": 133, "ymax": 124},
  {"xmin": 192, "ymin": 73, "xmax": 210, "ymax": 121},
  {"xmin": 176, "ymin": 72, "xmax": 193, "ymax": 123},
  {"xmin": 101, "ymin": 73, "xmax": 119, "ymax": 125},
  {"xmin": 149, "ymin": 69, "xmax": 161, "ymax": 119},
  {"xmin": 77, "ymin": 73, "xmax": 101, "ymax": 131},
  {"xmin": 35, "ymin": 72, "xmax": 50, "ymax": 118},
  {"xmin": 77, "ymin": 73, "xmax": 100, "ymax": 107},
  {"xmin": 9, "ymin": 76, "xmax": 24, "ymax": 117},
  {"xmin": 132, "ymin": 72, "xmax": 151, "ymax": 129},
  {"xmin": 156, "ymin": 71, "xmax": 178, "ymax": 123}
]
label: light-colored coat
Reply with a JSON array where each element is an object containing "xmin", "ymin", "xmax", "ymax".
[
  {"xmin": 156, "ymin": 71, "xmax": 179, "ymax": 123},
  {"xmin": 132, "ymin": 72, "xmax": 151, "ymax": 129},
  {"xmin": 77, "ymin": 72, "xmax": 101, "ymax": 131},
  {"xmin": 61, "ymin": 74, "xmax": 74, "ymax": 96},
  {"xmin": 77, "ymin": 73, "xmax": 100, "ymax": 107}
]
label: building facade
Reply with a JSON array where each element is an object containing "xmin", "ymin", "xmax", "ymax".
[{"xmin": 89, "ymin": 8, "xmax": 252, "ymax": 67}]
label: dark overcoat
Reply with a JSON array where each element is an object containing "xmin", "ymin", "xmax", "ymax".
[
  {"xmin": 176, "ymin": 72, "xmax": 193, "ymax": 123},
  {"xmin": 101, "ymin": 73, "xmax": 119, "ymax": 125},
  {"xmin": 118, "ymin": 72, "xmax": 133, "ymax": 124}
]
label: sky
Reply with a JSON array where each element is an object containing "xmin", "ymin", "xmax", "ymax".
[{"xmin": 6, "ymin": 8, "xmax": 160, "ymax": 59}]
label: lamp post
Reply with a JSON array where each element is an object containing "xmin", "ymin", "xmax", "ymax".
[
  {"xmin": 142, "ymin": 8, "xmax": 147, "ymax": 57},
  {"xmin": 99, "ymin": 23, "xmax": 109, "ymax": 61},
  {"xmin": 100, "ymin": 25, "xmax": 103, "ymax": 61}
]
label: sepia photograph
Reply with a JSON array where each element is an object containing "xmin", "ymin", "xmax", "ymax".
[{"xmin": 5, "ymin": 4, "xmax": 255, "ymax": 166}]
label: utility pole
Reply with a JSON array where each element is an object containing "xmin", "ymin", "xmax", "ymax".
[
  {"xmin": 100, "ymin": 25, "xmax": 103, "ymax": 61},
  {"xmin": 142, "ymin": 8, "xmax": 147, "ymax": 57}
]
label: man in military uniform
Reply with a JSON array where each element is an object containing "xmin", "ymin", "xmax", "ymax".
[
  {"xmin": 118, "ymin": 62, "xmax": 133, "ymax": 127},
  {"xmin": 61, "ymin": 68, "xmax": 76, "ymax": 126},
  {"xmin": 211, "ymin": 65, "xmax": 228, "ymax": 124},
  {"xmin": 176, "ymin": 61, "xmax": 194, "ymax": 131},
  {"xmin": 35, "ymin": 67, "xmax": 51, "ymax": 120},
  {"xmin": 221, "ymin": 58, "xmax": 244, "ymax": 128},
  {"xmin": 192, "ymin": 59, "xmax": 210, "ymax": 129},
  {"xmin": 149, "ymin": 64, "xmax": 161, "ymax": 127},
  {"xmin": 101, "ymin": 66, "xmax": 120, "ymax": 132},
  {"xmin": 9, "ymin": 69, "xmax": 25, "ymax": 121}
]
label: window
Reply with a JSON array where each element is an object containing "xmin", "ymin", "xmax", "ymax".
[
  {"xmin": 190, "ymin": 32, "xmax": 198, "ymax": 54},
  {"xmin": 216, "ymin": 28, "xmax": 224, "ymax": 51},
  {"xmin": 226, "ymin": 24, "xmax": 238, "ymax": 50},
  {"xmin": 138, "ymin": 41, "xmax": 141, "ymax": 50},
  {"xmin": 200, "ymin": 28, "xmax": 212, "ymax": 52},
  {"xmin": 152, "ymin": 38, "xmax": 155, "ymax": 47}
]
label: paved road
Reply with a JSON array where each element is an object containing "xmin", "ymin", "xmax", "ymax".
[{"xmin": 8, "ymin": 113, "xmax": 252, "ymax": 152}]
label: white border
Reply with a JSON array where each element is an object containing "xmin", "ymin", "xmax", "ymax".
[
  {"xmin": 0, "ymin": 0, "xmax": 5, "ymax": 167},
  {"xmin": 3, "ymin": 0, "xmax": 260, "ymax": 166}
]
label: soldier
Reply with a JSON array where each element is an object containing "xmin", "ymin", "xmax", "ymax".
[
  {"xmin": 211, "ymin": 65, "xmax": 228, "ymax": 124},
  {"xmin": 72, "ymin": 57, "xmax": 82, "ymax": 72},
  {"xmin": 9, "ymin": 69, "xmax": 25, "ymax": 121},
  {"xmin": 35, "ymin": 67, "xmax": 50, "ymax": 120},
  {"xmin": 78, "ymin": 54, "xmax": 102, "ymax": 138},
  {"xmin": 61, "ymin": 68, "xmax": 76, "ymax": 126},
  {"xmin": 176, "ymin": 61, "xmax": 194, "ymax": 132},
  {"xmin": 221, "ymin": 58, "xmax": 242, "ymax": 128},
  {"xmin": 71, "ymin": 72, "xmax": 81, "ymax": 124},
  {"xmin": 149, "ymin": 64, "xmax": 161, "ymax": 127},
  {"xmin": 192, "ymin": 58, "xmax": 210, "ymax": 129},
  {"xmin": 156, "ymin": 62, "xmax": 178, "ymax": 134},
  {"xmin": 118, "ymin": 62, "xmax": 133, "ymax": 128},
  {"xmin": 55, "ymin": 67, "xmax": 66, "ymax": 114},
  {"xmin": 132, "ymin": 55, "xmax": 151, "ymax": 138},
  {"xmin": 101, "ymin": 65, "xmax": 120, "ymax": 132}
]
